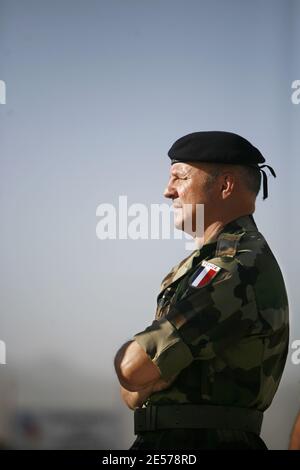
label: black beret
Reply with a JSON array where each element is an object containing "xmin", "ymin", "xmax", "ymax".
[
  {"xmin": 168, "ymin": 131, "xmax": 276, "ymax": 199},
  {"xmin": 168, "ymin": 131, "xmax": 265, "ymax": 165}
]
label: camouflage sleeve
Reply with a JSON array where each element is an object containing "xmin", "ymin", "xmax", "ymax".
[{"xmin": 133, "ymin": 257, "xmax": 259, "ymax": 381}]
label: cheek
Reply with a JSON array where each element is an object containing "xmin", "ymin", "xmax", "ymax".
[
  {"xmin": 178, "ymin": 181, "xmax": 192, "ymax": 200},
  {"xmin": 177, "ymin": 187, "xmax": 186, "ymax": 200},
  {"xmin": 188, "ymin": 187, "xmax": 204, "ymax": 203}
]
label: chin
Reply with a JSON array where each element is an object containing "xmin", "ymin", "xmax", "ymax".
[
  {"xmin": 174, "ymin": 222, "xmax": 183, "ymax": 231},
  {"xmin": 174, "ymin": 216, "xmax": 184, "ymax": 231}
]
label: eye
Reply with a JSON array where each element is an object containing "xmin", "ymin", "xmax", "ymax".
[{"xmin": 172, "ymin": 174, "xmax": 188, "ymax": 183}]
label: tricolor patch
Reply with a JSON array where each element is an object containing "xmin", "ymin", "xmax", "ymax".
[{"xmin": 190, "ymin": 260, "xmax": 221, "ymax": 288}]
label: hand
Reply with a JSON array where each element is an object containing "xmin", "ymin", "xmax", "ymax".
[
  {"xmin": 120, "ymin": 384, "xmax": 153, "ymax": 410},
  {"xmin": 289, "ymin": 411, "xmax": 300, "ymax": 450},
  {"xmin": 150, "ymin": 373, "xmax": 179, "ymax": 393},
  {"xmin": 120, "ymin": 373, "xmax": 179, "ymax": 409}
]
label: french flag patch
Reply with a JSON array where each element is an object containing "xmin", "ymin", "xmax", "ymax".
[{"xmin": 191, "ymin": 260, "xmax": 221, "ymax": 288}]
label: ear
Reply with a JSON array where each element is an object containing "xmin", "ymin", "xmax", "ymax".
[{"xmin": 221, "ymin": 173, "xmax": 235, "ymax": 199}]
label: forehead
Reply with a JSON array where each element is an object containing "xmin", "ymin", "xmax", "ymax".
[
  {"xmin": 169, "ymin": 162, "xmax": 210, "ymax": 177},
  {"xmin": 169, "ymin": 162, "xmax": 193, "ymax": 176}
]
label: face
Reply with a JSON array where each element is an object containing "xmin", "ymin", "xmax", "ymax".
[{"xmin": 163, "ymin": 162, "xmax": 218, "ymax": 235}]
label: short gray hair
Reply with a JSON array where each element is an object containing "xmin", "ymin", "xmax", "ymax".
[
  {"xmin": 205, "ymin": 163, "xmax": 261, "ymax": 196},
  {"xmin": 235, "ymin": 165, "xmax": 261, "ymax": 195}
]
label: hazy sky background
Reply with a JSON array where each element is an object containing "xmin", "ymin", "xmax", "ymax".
[{"xmin": 0, "ymin": 0, "xmax": 299, "ymax": 449}]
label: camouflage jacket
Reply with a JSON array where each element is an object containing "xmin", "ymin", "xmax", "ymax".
[{"xmin": 133, "ymin": 215, "xmax": 289, "ymax": 411}]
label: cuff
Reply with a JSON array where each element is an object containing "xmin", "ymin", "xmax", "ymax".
[{"xmin": 133, "ymin": 318, "xmax": 194, "ymax": 381}]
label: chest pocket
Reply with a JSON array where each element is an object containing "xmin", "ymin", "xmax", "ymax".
[
  {"xmin": 155, "ymin": 267, "xmax": 198, "ymax": 320},
  {"xmin": 155, "ymin": 285, "xmax": 178, "ymax": 319},
  {"xmin": 156, "ymin": 256, "xmax": 223, "ymax": 319},
  {"xmin": 155, "ymin": 245, "xmax": 219, "ymax": 320}
]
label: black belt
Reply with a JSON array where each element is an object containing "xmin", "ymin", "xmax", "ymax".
[{"xmin": 134, "ymin": 404, "xmax": 263, "ymax": 435}]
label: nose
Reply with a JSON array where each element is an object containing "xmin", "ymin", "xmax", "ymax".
[{"xmin": 163, "ymin": 178, "xmax": 178, "ymax": 199}]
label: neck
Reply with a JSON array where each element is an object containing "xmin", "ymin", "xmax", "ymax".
[
  {"xmin": 194, "ymin": 220, "xmax": 224, "ymax": 249},
  {"xmin": 194, "ymin": 209, "xmax": 253, "ymax": 249}
]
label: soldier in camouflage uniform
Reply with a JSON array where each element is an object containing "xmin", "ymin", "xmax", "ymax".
[{"xmin": 114, "ymin": 131, "xmax": 289, "ymax": 450}]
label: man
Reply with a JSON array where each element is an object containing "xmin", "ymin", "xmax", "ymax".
[
  {"xmin": 114, "ymin": 131, "xmax": 289, "ymax": 450},
  {"xmin": 289, "ymin": 410, "xmax": 300, "ymax": 450}
]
